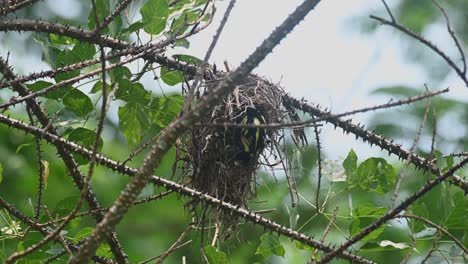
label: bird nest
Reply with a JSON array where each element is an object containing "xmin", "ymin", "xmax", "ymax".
[{"xmin": 179, "ymin": 73, "xmax": 306, "ymax": 232}]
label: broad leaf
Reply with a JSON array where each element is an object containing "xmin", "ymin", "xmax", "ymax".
[
  {"xmin": 349, "ymin": 204, "xmax": 387, "ymax": 242},
  {"xmin": 204, "ymin": 245, "xmax": 230, "ymax": 264},
  {"xmin": 255, "ymin": 233, "xmax": 285, "ymax": 258},
  {"xmin": 62, "ymin": 89, "xmax": 93, "ymax": 117},
  {"xmin": 67, "ymin": 128, "xmax": 103, "ymax": 165},
  {"xmin": 141, "ymin": 0, "xmax": 169, "ymax": 35}
]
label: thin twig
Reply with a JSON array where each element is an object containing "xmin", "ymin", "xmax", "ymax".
[
  {"xmin": 395, "ymin": 214, "xmax": 468, "ymax": 254},
  {"xmin": 153, "ymin": 225, "xmax": 194, "ymax": 264},
  {"xmin": 200, "ymin": 88, "xmax": 449, "ymax": 130},
  {"xmin": 431, "ymin": 0, "xmax": 466, "ymax": 74},
  {"xmin": 183, "ymin": 0, "xmax": 235, "ymax": 113},
  {"xmin": 391, "ymin": 94, "xmax": 431, "ymax": 208},
  {"xmin": 370, "ymin": 15, "xmax": 468, "ymax": 87},
  {"xmin": 380, "ymin": 0, "xmax": 395, "ymax": 22}
]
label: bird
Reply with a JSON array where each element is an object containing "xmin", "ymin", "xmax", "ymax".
[{"xmin": 237, "ymin": 107, "xmax": 266, "ymax": 161}]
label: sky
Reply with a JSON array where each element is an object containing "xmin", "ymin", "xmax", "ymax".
[{"xmin": 175, "ymin": 0, "xmax": 422, "ymax": 159}]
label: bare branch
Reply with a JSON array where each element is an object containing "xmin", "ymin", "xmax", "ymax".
[{"xmin": 370, "ymin": 15, "xmax": 468, "ymax": 87}]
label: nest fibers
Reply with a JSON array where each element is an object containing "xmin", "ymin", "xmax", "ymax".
[{"xmin": 180, "ymin": 73, "xmax": 305, "ymax": 231}]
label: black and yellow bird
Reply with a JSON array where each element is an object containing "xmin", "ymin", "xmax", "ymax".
[{"xmin": 237, "ymin": 107, "xmax": 266, "ymax": 161}]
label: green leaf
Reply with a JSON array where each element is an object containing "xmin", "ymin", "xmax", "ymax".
[
  {"xmin": 67, "ymin": 127, "xmax": 103, "ymax": 165},
  {"xmin": 27, "ymin": 80, "xmax": 70, "ymax": 100},
  {"xmin": 90, "ymin": 81, "xmax": 104, "ymax": 94},
  {"xmin": 294, "ymin": 240, "xmax": 314, "ymax": 254},
  {"xmin": 149, "ymin": 94, "xmax": 183, "ymax": 126},
  {"xmin": 72, "ymin": 227, "xmax": 94, "ymax": 243},
  {"xmin": 109, "ymin": 66, "xmax": 132, "ymax": 83},
  {"xmin": 349, "ymin": 204, "xmax": 387, "ymax": 242},
  {"xmin": 349, "ymin": 157, "xmax": 396, "ymax": 194},
  {"xmin": 175, "ymin": 38, "xmax": 190, "ymax": 48},
  {"xmin": 97, "ymin": 243, "xmax": 113, "ymax": 258},
  {"xmin": 434, "ymin": 150, "xmax": 455, "ymax": 173},
  {"xmin": 115, "ymin": 80, "xmax": 151, "ymax": 104},
  {"xmin": 15, "ymin": 143, "xmax": 32, "ymax": 154},
  {"xmin": 141, "ymin": 0, "xmax": 169, "ymax": 35},
  {"xmin": 33, "ymin": 34, "xmax": 61, "ymax": 67},
  {"xmin": 121, "ymin": 21, "xmax": 145, "ymax": 35},
  {"xmin": 343, "ymin": 149, "xmax": 357, "ymax": 177},
  {"xmin": 255, "ymin": 233, "xmax": 285, "ymax": 258},
  {"xmin": 173, "ymin": 54, "xmax": 202, "ymax": 65},
  {"xmin": 49, "ymin": 33, "xmax": 76, "ymax": 46},
  {"xmin": 54, "ymin": 42, "xmax": 95, "ymax": 82},
  {"xmin": 53, "ymin": 196, "xmax": 79, "ymax": 216},
  {"xmin": 204, "ymin": 245, "xmax": 230, "ymax": 264},
  {"xmin": 46, "ymin": 244, "xmax": 64, "ymax": 255},
  {"xmin": 88, "ymin": 0, "xmax": 110, "ymax": 31},
  {"xmin": 170, "ymin": 9, "xmax": 200, "ymax": 35},
  {"xmin": 62, "ymin": 89, "xmax": 93, "ymax": 117},
  {"xmin": 72, "ymin": 42, "xmax": 96, "ymax": 62},
  {"xmin": 119, "ymin": 102, "xmax": 151, "ymax": 147},
  {"xmin": 445, "ymin": 192, "xmax": 466, "ymax": 230},
  {"xmin": 0, "ymin": 163, "xmax": 3, "ymax": 185},
  {"xmin": 160, "ymin": 66, "xmax": 185, "ymax": 86}
]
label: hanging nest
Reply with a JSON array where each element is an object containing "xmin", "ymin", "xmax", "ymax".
[{"xmin": 179, "ymin": 72, "xmax": 307, "ymax": 233}]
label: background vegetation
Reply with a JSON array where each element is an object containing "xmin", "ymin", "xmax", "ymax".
[{"xmin": 0, "ymin": 0, "xmax": 466, "ymax": 263}]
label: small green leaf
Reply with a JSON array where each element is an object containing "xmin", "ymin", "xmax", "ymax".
[
  {"xmin": 15, "ymin": 143, "xmax": 32, "ymax": 154},
  {"xmin": 121, "ymin": 21, "xmax": 145, "ymax": 35},
  {"xmin": 46, "ymin": 244, "xmax": 64, "ymax": 255},
  {"xmin": 67, "ymin": 128, "xmax": 103, "ymax": 165},
  {"xmin": 170, "ymin": 9, "xmax": 200, "ymax": 35},
  {"xmin": 49, "ymin": 33, "xmax": 76, "ymax": 46},
  {"xmin": 72, "ymin": 227, "xmax": 94, "ymax": 243},
  {"xmin": 0, "ymin": 163, "xmax": 3, "ymax": 185},
  {"xmin": 88, "ymin": 0, "xmax": 110, "ymax": 31},
  {"xmin": 343, "ymin": 149, "xmax": 357, "ymax": 177},
  {"xmin": 149, "ymin": 94, "xmax": 183, "ymax": 126},
  {"xmin": 204, "ymin": 245, "xmax": 230, "ymax": 264},
  {"xmin": 54, "ymin": 196, "xmax": 79, "ymax": 216},
  {"xmin": 294, "ymin": 241, "xmax": 314, "ymax": 254},
  {"xmin": 90, "ymin": 81, "xmax": 104, "ymax": 94},
  {"xmin": 445, "ymin": 192, "xmax": 466, "ymax": 230},
  {"xmin": 62, "ymin": 89, "xmax": 93, "ymax": 117},
  {"xmin": 72, "ymin": 42, "xmax": 96, "ymax": 62},
  {"xmin": 255, "ymin": 233, "xmax": 285, "ymax": 258},
  {"xmin": 115, "ymin": 80, "xmax": 151, "ymax": 104},
  {"xmin": 54, "ymin": 42, "xmax": 95, "ymax": 82},
  {"xmin": 141, "ymin": 0, "xmax": 169, "ymax": 35},
  {"xmin": 119, "ymin": 102, "xmax": 151, "ymax": 147},
  {"xmin": 160, "ymin": 66, "xmax": 185, "ymax": 86},
  {"xmin": 349, "ymin": 157, "xmax": 396, "ymax": 194},
  {"xmin": 174, "ymin": 38, "xmax": 190, "ymax": 48},
  {"xmin": 55, "ymin": 53, "xmax": 79, "ymax": 82},
  {"xmin": 27, "ymin": 80, "xmax": 70, "ymax": 100},
  {"xmin": 349, "ymin": 204, "xmax": 387, "ymax": 242},
  {"xmin": 109, "ymin": 66, "xmax": 132, "ymax": 83},
  {"xmin": 173, "ymin": 54, "xmax": 202, "ymax": 65},
  {"xmin": 97, "ymin": 243, "xmax": 113, "ymax": 258},
  {"xmin": 33, "ymin": 34, "xmax": 61, "ymax": 67}
]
